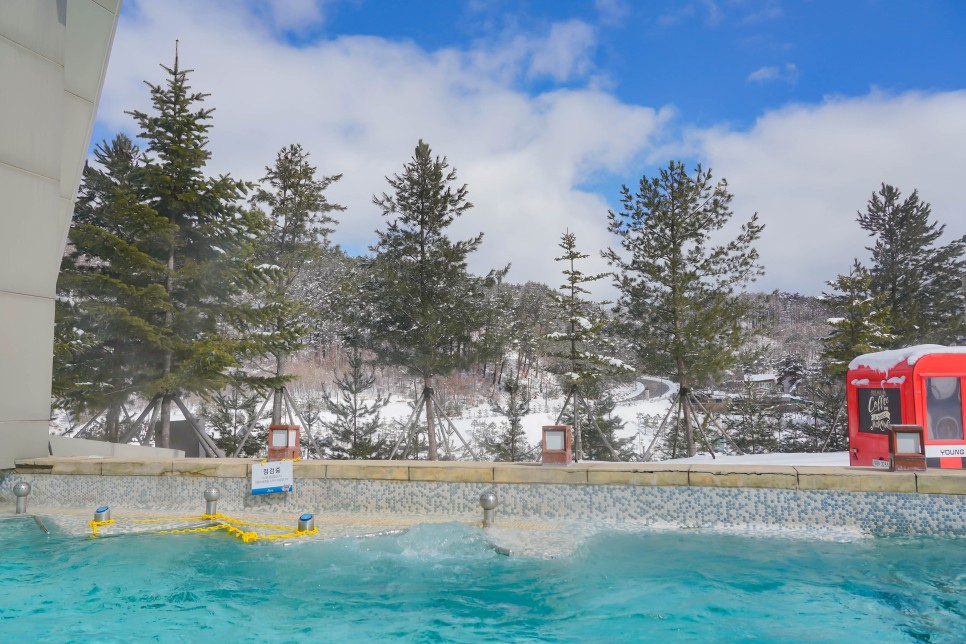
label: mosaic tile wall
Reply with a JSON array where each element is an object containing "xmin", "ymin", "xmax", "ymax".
[{"xmin": 2, "ymin": 471, "xmax": 965, "ymax": 536}]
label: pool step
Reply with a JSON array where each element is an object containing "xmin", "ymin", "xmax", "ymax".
[{"xmin": 0, "ymin": 513, "xmax": 50, "ymax": 534}]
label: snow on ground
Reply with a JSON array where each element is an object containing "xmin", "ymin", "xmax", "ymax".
[
  {"xmin": 437, "ymin": 378, "xmax": 847, "ymax": 466},
  {"xmin": 667, "ymin": 451, "xmax": 849, "ymax": 466},
  {"xmin": 52, "ymin": 377, "xmax": 847, "ymax": 466}
]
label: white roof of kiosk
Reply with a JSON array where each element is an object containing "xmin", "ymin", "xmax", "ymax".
[{"xmin": 849, "ymin": 344, "xmax": 966, "ymax": 373}]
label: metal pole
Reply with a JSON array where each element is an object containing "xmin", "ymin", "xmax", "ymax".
[
  {"xmin": 642, "ymin": 393, "xmax": 678, "ymax": 462},
  {"xmin": 172, "ymin": 396, "xmax": 225, "ymax": 457},
  {"xmin": 430, "ymin": 391, "xmax": 481, "ymax": 460},
  {"xmin": 389, "ymin": 391, "xmax": 425, "ymax": 459},
  {"xmin": 118, "ymin": 395, "xmax": 162, "ymax": 444},
  {"xmin": 231, "ymin": 394, "xmax": 272, "ymax": 457}
]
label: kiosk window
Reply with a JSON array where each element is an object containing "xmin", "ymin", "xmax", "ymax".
[
  {"xmin": 856, "ymin": 388, "xmax": 902, "ymax": 434},
  {"xmin": 926, "ymin": 377, "xmax": 963, "ymax": 441}
]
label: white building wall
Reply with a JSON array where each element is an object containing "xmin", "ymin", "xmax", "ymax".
[{"xmin": 0, "ymin": 0, "xmax": 121, "ymax": 468}]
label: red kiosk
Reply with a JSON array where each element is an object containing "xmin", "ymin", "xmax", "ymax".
[{"xmin": 847, "ymin": 345, "xmax": 966, "ymax": 469}]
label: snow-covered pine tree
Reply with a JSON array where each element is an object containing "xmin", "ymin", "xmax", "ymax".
[
  {"xmin": 725, "ymin": 387, "xmax": 782, "ymax": 454},
  {"xmin": 776, "ymin": 353, "xmax": 808, "ymax": 394},
  {"xmin": 548, "ymin": 231, "xmax": 633, "ymax": 460},
  {"xmin": 363, "ymin": 140, "xmax": 490, "ymax": 460},
  {"xmin": 250, "ymin": 144, "xmax": 344, "ymax": 424},
  {"xmin": 605, "ymin": 161, "xmax": 764, "ymax": 457},
  {"xmin": 858, "ymin": 184, "xmax": 966, "ymax": 346},
  {"xmin": 320, "ymin": 343, "xmax": 391, "ymax": 459},
  {"xmin": 478, "ymin": 370, "xmax": 535, "ymax": 462},
  {"xmin": 477, "ymin": 266, "xmax": 513, "ymax": 387}
]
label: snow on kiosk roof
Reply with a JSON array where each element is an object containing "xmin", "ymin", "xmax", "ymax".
[
  {"xmin": 848, "ymin": 344, "xmax": 966, "ymax": 373},
  {"xmin": 846, "ymin": 345, "xmax": 966, "ymax": 470}
]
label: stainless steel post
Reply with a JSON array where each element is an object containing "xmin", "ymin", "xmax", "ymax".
[
  {"xmin": 204, "ymin": 487, "xmax": 220, "ymax": 516},
  {"xmin": 479, "ymin": 490, "xmax": 498, "ymax": 528},
  {"xmin": 13, "ymin": 482, "xmax": 30, "ymax": 514}
]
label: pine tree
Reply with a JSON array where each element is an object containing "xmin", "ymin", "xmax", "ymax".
[
  {"xmin": 820, "ymin": 260, "xmax": 894, "ymax": 380},
  {"xmin": 127, "ymin": 52, "xmax": 275, "ymax": 447},
  {"xmin": 363, "ymin": 140, "xmax": 489, "ymax": 460},
  {"xmin": 479, "ymin": 370, "xmax": 535, "ymax": 462},
  {"xmin": 776, "ymin": 353, "xmax": 807, "ymax": 394},
  {"xmin": 799, "ymin": 374, "xmax": 849, "ymax": 452},
  {"xmin": 858, "ymin": 184, "xmax": 966, "ymax": 345},
  {"xmin": 605, "ymin": 161, "xmax": 764, "ymax": 457},
  {"xmin": 548, "ymin": 231, "xmax": 633, "ymax": 460},
  {"xmin": 320, "ymin": 343, "xmax": 392, "ymax": 459},
  {"xmin": 250, "ymin": 144, "xmax": 344, "ymax": 424},
  {"xmin": 725, "ymin": 387, "xmax": 782, "ymax": 454},
  {"xmin": 557, "ymin": 386, "xmax": 634, "ymax": 461},
  {"xmin": 477, "ymin": 266, "xmax": 513, "ymax": 387},
  {"xmin": 201, "ymin": 385, "xmax": 266, "ymax": 457},
  {"xmin": 55, "ymin": 134, "xmax": 171, "ymax": 441}
]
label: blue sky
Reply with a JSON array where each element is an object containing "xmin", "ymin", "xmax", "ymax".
[{"xmin": 93, "ymin": 0, "xmax": 966, "ymax": 297}]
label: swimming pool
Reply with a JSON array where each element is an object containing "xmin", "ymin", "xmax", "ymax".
[{"xmin": 1, "ymin": 520, "xmax": 964, "ymax": 642}]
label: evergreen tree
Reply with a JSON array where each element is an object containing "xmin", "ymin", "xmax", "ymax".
[
  {"xmin": 201, "ymin": 385, "xmax": 266, "ymax": 457},
  {"xmin": 127, "ymin": 52, "xmax": 276, "ymax": 447},
  {"xmin": 363, "ymin": 140, "xmax": 489, "ymax": 460},
  {"xmin": 250, "ymin": 144, "xmax": 344, "ymax": 424},
  {"xmin": 858, "ymin": 184, "xmax": 966, "ymax": 345},
  {"xmin": 725, "ymin": 387, "xmax": 782, "ymax": 454},
  {"xmin": 55, "ymin": 134, "xmax": 171, "ymax": 441},
  {"xmin": 548, "ymin": 231, "xmax": 633, "ymax": 459},
  {"xmin": 799, "ymin": 374, "xmax": 849, "ymax": 452},
  {"xmin": 558, "ymin": 387, "xmax": 634, "ymax": 461},
  {"xmin": 605, "ymin": 161, "xmax": 764, "ymax": 457},
  {"xmin": 776, "ymin": 353, "xmax": 807, "ymax": 394},
  {"xmin": 479, "ymin": 370, "xmax": 535, "ymax": 462},
  {"xmin": 320, "ymin": 343, "xmax": 392, "ymax": 459},
  {"xmin": 508, "ymin": 281, "xmax": 556, "ymax": 393},
  {"xmin": 477, "ymin": 266, "xmax": 513, "ymax": 387},
  {"xmin": 820, "ymin": 260, "xmax": 893, "ymax": 380}
]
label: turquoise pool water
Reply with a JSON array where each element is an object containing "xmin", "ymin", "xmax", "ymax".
[{"xmin": 1, "ymin": 520, "xmax": 964, "ymax": 642}]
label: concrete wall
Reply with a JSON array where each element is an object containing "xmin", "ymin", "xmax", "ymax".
[
  {"xmin": 0, "ymin": 1, "xmax": 122, "ymax": 468},
  {"xmin": 48, "ymin": 435, "xmax": 184, "ymax": 458}
]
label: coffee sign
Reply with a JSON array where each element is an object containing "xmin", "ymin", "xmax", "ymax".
[{"xmin": 856, "ymin": 388, "xmax": 901, "ymax": 435}]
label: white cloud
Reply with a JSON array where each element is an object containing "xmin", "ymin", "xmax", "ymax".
[
  {"xmin": 687, "ymin": 90, "xmax": 966, "ymax": 294},
  {"xmin": 97, "ymin": 1, "xmax": 663, "ymax": 296},
  {"xmin": 95, "ymin": 3, "xmax": 966, "ymax": 302},
  {"xmin": 261, "ymin": 0, "xmax": 327, "ymax": 34},
  {"xmin": 595, "ymin": 0, "xmax": 630, "ymax": 26},
  {"xmin": 527, "ymin": 20, "xmax": 597, "ymax": 82},
  {"xmin": 747, "ymin": 62, "xmax": 799, "ymax": 84}
]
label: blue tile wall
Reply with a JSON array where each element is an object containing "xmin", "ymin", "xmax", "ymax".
[{"xmin": 1, "ymin": 471, "xmax": 964, "ymax": 536}]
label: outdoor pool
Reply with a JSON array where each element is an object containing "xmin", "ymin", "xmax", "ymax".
[{"xmin": 1, "ymin": 520, "xmax": 964, "ymax": 642}]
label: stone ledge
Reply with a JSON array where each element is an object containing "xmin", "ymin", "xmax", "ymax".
[
  {"xmin": 170, "ymin": 460, "xmax": 247, "ymax": 478},
  {"xmin": 795, "ymin": 466, "xmax": 918, "ymax": 493},
  {"xmin": 410, "ymin": 465, "xmax": 494, "ymax": 483},
  {"xmin": 916, "ymin": 470, "xmax": 966, "ymax": 495},
  {"xmin": 10, "ymin": 457, "xmax": 966, "ymax": 494},
  {"xmin": 689, "ymin": 465, "xmax": 799, "ymax": 490},
  {"xmin": 587, "ymin": 465, "xmax": 689, "ymax": 486},
  {"xmin": 494, "ymin": 465, "xmax": 588, "ymax": 484},
  {"xmin": 103, "ymin": 459, "xmax": 171, "ymax": 476}
]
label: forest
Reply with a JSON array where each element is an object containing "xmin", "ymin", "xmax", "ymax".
[{"xmin": 53, "ymin": 56, "xmax": 966, "ymax": 462}]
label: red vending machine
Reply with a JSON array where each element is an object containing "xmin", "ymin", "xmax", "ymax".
[{"xmin": 847, "ymin": 345, "xmax": 966, "ymax": 469}]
